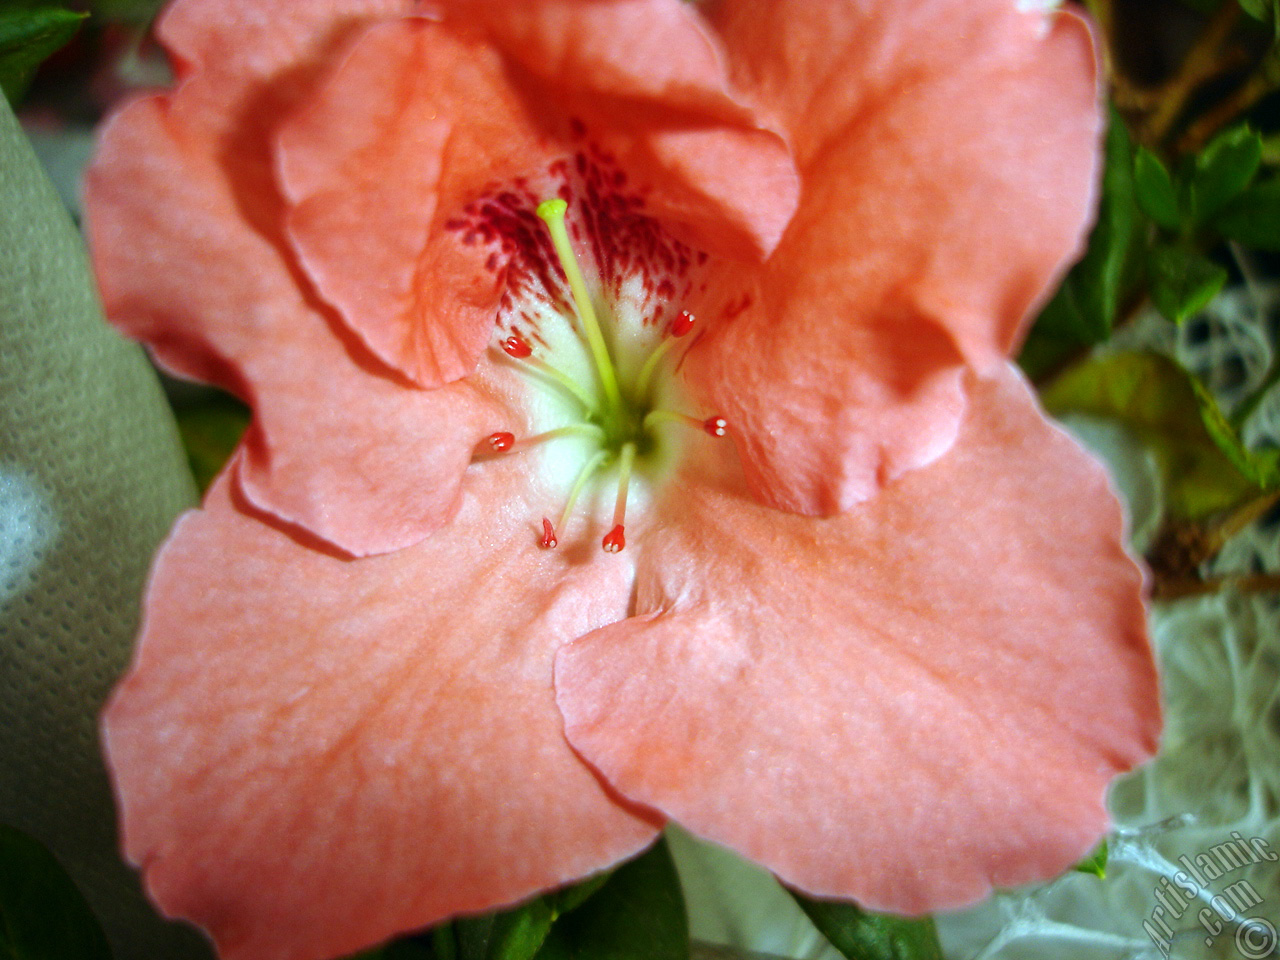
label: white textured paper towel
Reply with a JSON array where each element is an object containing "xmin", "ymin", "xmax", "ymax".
[{"xmin": 0, "ymin": 96, "xmax": 208, "ymax": 960}]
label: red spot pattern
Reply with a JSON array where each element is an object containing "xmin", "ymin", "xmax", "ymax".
[{"xmin": 443, "ymin": 127, "xmax": 707, "ymax": 348}]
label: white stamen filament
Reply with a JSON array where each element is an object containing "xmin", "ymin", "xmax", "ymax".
[{"xmin": 555, "ymin": 449, "xmax": 611, "ymax": 540}]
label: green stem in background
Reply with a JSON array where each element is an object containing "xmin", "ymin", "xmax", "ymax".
[
  {"xmin": 1229, "ymin": 352, "xmax": 1280, "ymax": 431},
  {"xmin": 1223, "ymin": 241, "xmax": 1277, "ymax": 433},
  {"xmin": 1215, "ymin": 487, "xmax": 1280, "ymax": 547}
]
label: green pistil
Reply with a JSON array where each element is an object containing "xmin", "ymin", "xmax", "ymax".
[
  {"xmin": 500, "ymin": 199, "xmax": 726, "ymax": 552},
  {"xmin": 488, "ymin": 202, "xmax": 737, "ymax": 552},
  {"xmin": 537, "ymin": 198, "xmax": 624, "ymax": 419}
]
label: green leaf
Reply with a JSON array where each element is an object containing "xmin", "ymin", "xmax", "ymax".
[
  {"xmin": 1147, "ymin": 243, "xmax": 1227, "ymax": 324},
  {"xmin": 547, "ymin": 872, "xmax": 612, "ymax": 917},
  {"xmin": 1191, "ymin": 126, "xmax": 1263, "ymax": 221},
  {"xmin": 453, "ymin": 898, "xmax": 556, "ymax": 960},
  {"xmin": 343, "ymin": 939, "xmax": 436, "ymax": 960},
  {"xmin": 790, "ymin": 894, "xmax": 942, "ymax": 960},
  {"xmin": 1236, "ymin": 0, "xmax": 1277, "ymax": 22},
  {"xmin": 1072, "ymin": 840, "xmax": 1108, "ymax": 879},
  {"xmin": 451, "ymin": 869, "xmax": 615, "ymax": 960},
  {"xmin": 88, "ymin": 0, "xmax": 167, "ymax": 24},
  {"xmin": 534, "ymin": 840, "xmax": 688, "ymax": 960},
  {"xmin": 345, "ymin": 869, "xmax": 617, "ymax": 960},
  {"xmin": 1188, "ymin": 376, "xmax": 1280, "ymax": 488},
  {"xmin": 1213, "ymin": 178, "xmax": 1280, "ymax": 250},
  {"xmin": 171, "ymin": 389, "xmax": 251, "ymax": 493},
  {"xmin": 1019, "ymin": 108, "xmax": 1142, "ymax": 378},
  {"xmin": 0, "ymin": 824, "xmax": 113, "ymax": 960},
  {"xmin": 1042, "ymin": 352, "xmax": 1269, "ymax": 518},
  {"xmin": 1133, "ymin": 147, "xmax": 1182, "ymax": 230},
  {"xmin": 0, "ymin": 5, "xmax": 87, "ymax": 105},
  {"xmin": 1262, "ymin": 130, "xmax": 1280, "ymax": 165},
  {"xmin": 485, "ymin": 904, "xmax": 557, "ymax": 960}
]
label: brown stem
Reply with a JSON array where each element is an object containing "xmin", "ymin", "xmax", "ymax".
[
  {"xmin": 1177, "ymin": 69, "xmax": 1276, "ymax": 154},
  {"xmin": 1143, "ymin": 1, "xmax": 1242, "ymax": 146},
  {"xmin": 1112, "ymin": 85, "xmax": 1163, "ymax": 113},
  {"xmin": 1154, "ymin": 572, "xmax": 1280, "ymax": 600},
  {"xmin": 1096, "ymin": 0, "xmax": 1160, "ymax": 117},
  {"xmin": 1206, "ymin": 487, "xmax": 1280, "ymax": 554},
  {"xmin": 1147, "ymin": 489, "xmax": 1280, "ymax": 594}
]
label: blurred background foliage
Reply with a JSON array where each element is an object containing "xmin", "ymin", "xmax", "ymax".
[{"xmin": 2, "ymin": 0, "xmax": 1280, "ymax": 958}]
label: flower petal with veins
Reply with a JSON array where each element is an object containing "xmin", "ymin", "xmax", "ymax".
[
  {"xmin": 85, "ymin": 1, "xmax": 1160, "ymax": 958},
  {"xmin": 277, "ymin": 7, "xmax": 797, "ymax": 388},
  {"xmin": 556, "ymin": 368, "xmax": 1159, "ymax": 914},
  {"xmin": 106, "ymin": 459, "xmax": 658, "ymax": 960},
  {"xmin": 691, "ymin": 0, "xmax": 1102, "ymax": 514}
]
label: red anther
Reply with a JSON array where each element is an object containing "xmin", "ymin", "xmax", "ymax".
[
  {"xmin": 502, "ymin": 335, "xmax": 533, "ymax": 358},
  {"xmin": 602, "ymin": 524, "xmax": 626, "ymax": 553},
  {"xmin": 540, "ymin": 517, "xmax": 558, "ymax": 549},
  {"xmin": 487, "ymin": 431, "xmax": 515, "ymax": 452},
  {"xmin": 669, "ymin": 310, "xmax": 695, "ymax": 338},
  {"xmin": 703, "ymin": 416, "xmax": 728, "ymax": 438}
]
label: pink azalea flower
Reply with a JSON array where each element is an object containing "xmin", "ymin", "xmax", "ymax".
[{"xmin": 84, "ymin": 1, "xmax": 1162, "ymax": 958}]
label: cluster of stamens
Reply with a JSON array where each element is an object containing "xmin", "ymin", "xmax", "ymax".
[{"xmin": 482, "ymin": 198, "xmax": 727, "ymax": 554}]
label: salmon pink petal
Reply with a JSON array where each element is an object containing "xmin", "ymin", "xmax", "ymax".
[
  {"xmin": 687, "ymin": 277, "xmax": 970, "ymax": 515},
  {"xmin": 106, "ymin": 461, "xmax": 659, "ymax": 960},
  {"xmin": 86, "ymin": 90, "xmax": 511, "ymax": 557},
  {"xmin": 276, "ymin": 5, "xmax": 797, "ymax": 386},
  {"xmin": 133, "ymin": 0, "xmax": 420, "ymax": 381},
  {"xmin": 472, "ymin": 0, "xmax": 798, "ymax": 260},
  {"xmin": 84, "ymin": 0, "xmax": 499, "ymax": 555},
  {"xmin": 685, "ymin": 0, "xmax": 1100, "ymax": 514},
  {"xmin": 156, "ymin": 0, "xmax": 414, "ymax": 82},
  {"xmin": 232, "ymin": 352, "xmax": 512, "ymax": 558},
  {"xmin": 556, "ymin": 367, "xmax": 1159, "ymax": 914},
  {"xmin": 86, "ymin": 92, "xmax": 290, "ymax": 390},
  {"xmin": 276, "ymin": 18, "xmax": 551, "ymax": 388}
]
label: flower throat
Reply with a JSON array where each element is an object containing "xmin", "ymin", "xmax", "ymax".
[{"xmin": 482, "ymin": 198, "xmax": 726, "ymax": 554}]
